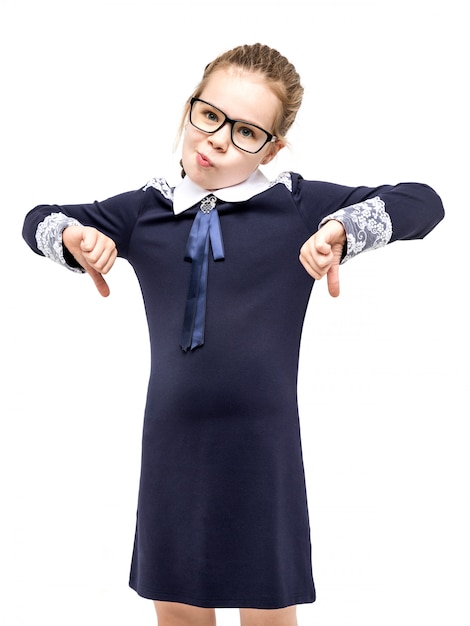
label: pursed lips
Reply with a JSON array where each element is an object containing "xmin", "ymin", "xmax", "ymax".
[{"xmin": 196, "ymin": 152, "xmax": 213, "ymax": 168}]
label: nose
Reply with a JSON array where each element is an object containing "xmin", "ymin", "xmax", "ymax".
[{"xmin": 208, "ymin": 122, "xmax": 231, "ymax": 151}]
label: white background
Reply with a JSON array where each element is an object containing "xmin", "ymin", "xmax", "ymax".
[{"xmin": 1, "ymin": 0, "xmax": 468, "ymax": 624}]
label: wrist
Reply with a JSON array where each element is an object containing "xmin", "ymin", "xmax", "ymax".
[
  {"xmin": 323, "ymin": 218, "xmax": 346, "ymax": 243},
  {"xmin": 35, "ymin": 212, "xmax": 85, "ymax": 273}
]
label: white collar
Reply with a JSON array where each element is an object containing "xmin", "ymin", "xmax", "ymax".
[{"xmin": 172, "ymin": 169, "xmax": 270, "ymax": 215}]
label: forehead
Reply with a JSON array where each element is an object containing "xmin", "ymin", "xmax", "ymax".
[{"xmin": 200, "ymin": 68, "xmax": 280, "ymax": 128}]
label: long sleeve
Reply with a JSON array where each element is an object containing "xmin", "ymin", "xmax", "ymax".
[
  {"xmin": 22, "ymin": 187, "xmax": 147, "ymax": 267},
  {"xmin": 291, "ymin": 174, "xmax": 444, "ymax": 260}
]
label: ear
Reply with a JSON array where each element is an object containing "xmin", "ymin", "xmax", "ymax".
[{"xmin": 260, "ymin": 140, "xmax": 285, "ymax": 165}]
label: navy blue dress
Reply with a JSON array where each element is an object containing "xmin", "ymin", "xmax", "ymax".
[{"xmin": 22, "ymin": 173, "xmax": 444, "ymax": 608}]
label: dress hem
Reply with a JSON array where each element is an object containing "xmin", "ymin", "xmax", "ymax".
[{"xmin": 129, "ymin": 580, "xmax": 315, "ymax": 609}]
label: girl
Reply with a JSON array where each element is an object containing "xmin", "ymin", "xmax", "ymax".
[{"xmin": 22, "ymin": 43, "xmax": 444, "ymax": 626}]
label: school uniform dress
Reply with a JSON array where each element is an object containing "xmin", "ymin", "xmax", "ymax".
[{"xmin": 22, "ymin": 170, "xmax": 444, "ymax": 609}]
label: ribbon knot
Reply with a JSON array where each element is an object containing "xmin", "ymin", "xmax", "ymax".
[{"xmin": 180, "ymin": 196, "xmax": 225, "ymax": 351}]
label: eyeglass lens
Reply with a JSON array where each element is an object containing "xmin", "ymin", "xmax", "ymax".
[{"xmin": 190, "ymin": 100, "xmax": 271, "ymax": 153}]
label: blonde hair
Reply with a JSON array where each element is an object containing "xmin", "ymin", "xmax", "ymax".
[{"xmin": 177, "ymin": 43, "xmax": 303, "ymax": 175}]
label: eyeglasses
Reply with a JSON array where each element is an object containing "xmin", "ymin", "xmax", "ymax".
[{"xmin": 189, "ymin": 97, "xmax": 277, "ymax": 154}]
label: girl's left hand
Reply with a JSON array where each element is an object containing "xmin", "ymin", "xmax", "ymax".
[{"xmin": 299, "ymin": 220, "xmax": 346, "ymax": 297}]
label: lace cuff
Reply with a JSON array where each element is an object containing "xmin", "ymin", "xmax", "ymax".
[
  {"xmin": 319, "ymin": 196, "xmax": 392, "ymax": 263},
  {"xmin": 36, "ymin": 212, "xmax": 85, "ymax": 273}
]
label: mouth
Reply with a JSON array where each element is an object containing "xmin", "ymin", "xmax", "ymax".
[{"xmin": 196, "ymin": 152, "xmax": 213, "ymax": 168}]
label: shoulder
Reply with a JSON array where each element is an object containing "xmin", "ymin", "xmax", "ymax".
[
  {"xmin": 267, "ymin": 172, "xmax": 344, "ymax": 204},
  {"xmin": 142, "ymin": 177, "xmax": 174, "ymax": 201},
  {"xmin": 268, "ymin": 171, "xmax": 294, "ymax": 192}
]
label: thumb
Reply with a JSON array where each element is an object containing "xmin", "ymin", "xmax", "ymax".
[
  {"xmin": 326, "ymin": 263, "xmax": 340, "ymax": 297},
  {"xmin": 80, "ymin": 227, "xmax": 98, "ymax": 253},
  {"xmin": 87, "ymin": 266, "xmax": 111, "ymax": 297},
  {"xmin": 316, "ymin": 237, "xmax": 332, "ymax": 256}
]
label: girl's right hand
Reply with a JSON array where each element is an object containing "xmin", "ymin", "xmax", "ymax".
[{"xmin": 62, "ymin": 225, "xmax": 117, "ymax": 297}]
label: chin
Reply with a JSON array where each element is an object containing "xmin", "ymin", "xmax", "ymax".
[{"xmin": 191, "ymin": 171, "xmax": 222, "ymax": 190}]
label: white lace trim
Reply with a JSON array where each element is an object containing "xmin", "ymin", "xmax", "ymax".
[
  {"xmin": 142, "ymin": 177, "xmax": 174, "ymax": 200},
  {"xmin": 319, "ymin": 196, "xmax": 392, "ymax": 263},
  {"xmin": 269, "ymin": 171, "xmax": 292, "ymax": 192},
  {"xmin": 36, "ymin": 212, "xmax": 84, "ymax": 273}
]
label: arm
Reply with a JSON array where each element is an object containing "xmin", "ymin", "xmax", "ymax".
[
  {"xmin": 24, "ymin": 209, "xmax": 117, "ymax": 296},
  {"xmin": 22, "ymin": 187, "xmax": 146, "ymax": 295},
  {"xmin": 295, "ymin": 178, "xmax": 445, "ymax": 295},
  {"xmin": 293, "ymin": 176, "xmax": 444, "ymax": 244}
]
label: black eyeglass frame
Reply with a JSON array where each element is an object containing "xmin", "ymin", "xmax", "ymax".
[{"xmin": 189, "ymin": 97, "xmax": 277, "ymax": 154}]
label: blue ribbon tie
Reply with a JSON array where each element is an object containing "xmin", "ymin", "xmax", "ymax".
[{"xmin": 180, "ymin": 196, "xmax": 224, "ymax": 351}]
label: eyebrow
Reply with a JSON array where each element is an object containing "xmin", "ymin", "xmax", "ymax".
[{"xmin": 199, "ymin": 98, "xmax": 273, "ymax": 131}]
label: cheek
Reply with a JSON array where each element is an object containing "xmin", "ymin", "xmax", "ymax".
[
  {"xmin": 181, "ymin": 131, "xmax": 195, "ymax": 165},
  {"xmin": 182, "ymin": 125, "xmax": 198, "ymax": 150},
  {"xmin": 182, "ymin": 130, "xmax": 191, "ymax": 151}
]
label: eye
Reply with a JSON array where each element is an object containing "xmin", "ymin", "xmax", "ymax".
[
  {"xmin": 201, "ymin": 106, "xmax": 221, "ymax": 125},
  {"xmin": 239, "ymin": 126, "xmax": 255, "ymax": 139}
]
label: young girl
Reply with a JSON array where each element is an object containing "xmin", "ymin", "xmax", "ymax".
[{"xmin": 22, "ymin": 43, "xmax": 444, "ymax": 626}]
